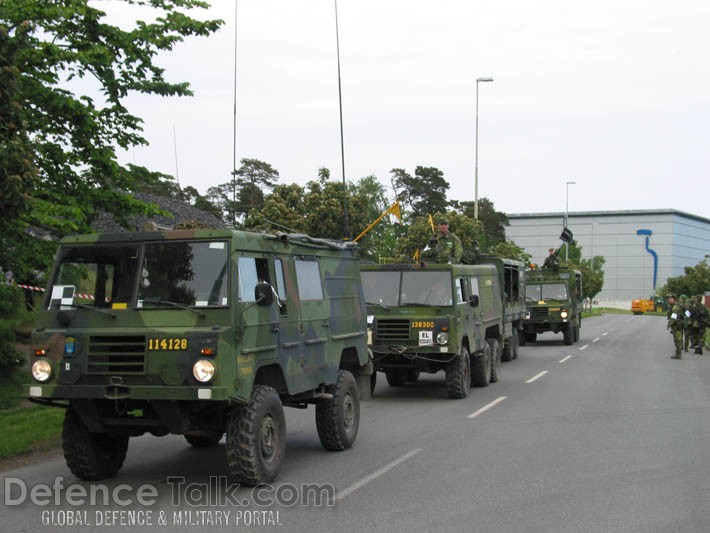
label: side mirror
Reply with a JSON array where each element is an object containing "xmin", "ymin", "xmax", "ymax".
[
  {"xmin": 469, "ymin": 294, "xmax": 480, "ymax": 308},
  {"xmin": 254, "ymin": 282, "xmax": 274, "ymax": 307}
]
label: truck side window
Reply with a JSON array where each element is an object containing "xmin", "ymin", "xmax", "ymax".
[
  {"xmin": 454, "ymin": 277, "xmax": 466, "ymax": 304},
  {"xmin": 238, "ymin": 257, "xmax": 270, "ymax": 303},
  {"xmin": 294, "ymin": 258, "xmax": 323, "ymax": 301},
  {"xmin": 469, "ymin": 276, "xmax": 480, "ymax": 298}
]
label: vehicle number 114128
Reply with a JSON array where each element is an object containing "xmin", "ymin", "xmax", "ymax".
[{"xmin": 148, "ymin": 338, "xmax": 188, "ymax": 351}]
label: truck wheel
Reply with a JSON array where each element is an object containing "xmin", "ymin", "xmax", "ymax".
[
  {"xmin": 385, "ymin": 369, "xmax": 407, "ymax": 386},
  {"xmin": 226, "ymin": 385, "xmax": 286, "ymax": 486},
  {"xmin": 316, "ymin": 370, "xmax": 360, "ymax": 451},
  {"xmin": 406, "ymin": 369, "xmax": 420, "ymax": 383},
  {"xmin": 501, "ymin": 336, "xmax": 513, "ymax": 362},
  {"xmin": 470, "ymin": 343, "xmax": 491, "ymax": 388},
  {"xmin": 370, "ymin": 371, "xmax": 377, "ymax": 396},
  {"xmin": 573, "ymin": 323, "xmax": 580, "ymax": 342},
  {"xmin": 185, "ymin": 431, "xmax": 223, "ymax": 447},
  {"xmin": 518, "ymin": 329, "xmax": 527, "ymax": 346},
  {"xmin": 446, "ymin": 346, "xmax": 470, "ymax": 399},
  {"xmin": 512, "ymin": 329, "xmax": 520, "ymax": 360},
  {"xmin": 487, "ymin": 338, "xmax": 501, "ymax": 383},
  {"xmin": 525, "ymin": 332, "xmax": 537, "ymax": 343},
  {"xmin": 62, "ymin": 408, "xmax": 129, "ymax": 481},
  {"xmin": 563, "ymin": 324, "xmax": 574, "ymax": 345}
]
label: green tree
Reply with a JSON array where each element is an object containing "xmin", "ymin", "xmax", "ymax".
[
  {"xmin": 489, "ymin": 241, "xmax": 531, "ymax": 263},
  {"xmin": 559, "ymin": 241, "xmax": 606, "ymax": 300},
  {"xmin": 391, "ymin": 166, "xmax": 450, "ymax": 220},
  {"xmin": 0, "ymin": 0, "xmax": 222, "ymax": 278},
  {"xmin": 234, "ymin": 158, "xmax": 279, "ymax": 221},
  {"xmin": 660, "ymin": 256, "xmax": 710, "ymax": 298},
  {"xmin": 457, "ymin": 198, "xmax": 509, "ymax": 248},
  {"xmin": 394, "ymin": 212, "xmax": 483, "ymax": 263}
]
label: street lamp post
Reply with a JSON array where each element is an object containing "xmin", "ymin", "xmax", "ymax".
[
  {"xmin": 565, "ymin": 180, "xmax": 576, "ymax": 260},
  {"xmin": 474, "ymin": 76, "xmax": 494, "ymax": 220}
]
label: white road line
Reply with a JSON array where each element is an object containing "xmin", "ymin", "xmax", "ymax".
[
  {"xmin": 609, "ymin": 328, "xmax": 615, "ymax": 332},
  {"xmin": 467, "ymin": 396, "xmax": 507, "ymax": 419},
  {"xmin": 602, "ymin": 332, "xmax": 609, "ymax": 336},
  {"xmin": 580, "ymin": 344, "xmax": 589, "ymax": 351},
  {"xmin": 592, "ymin": 337, "xmax": 601, "ymax": 343},
  {"xmin": 526, "ymin": 371, "xmax": 549, "ymax": 384},
  {"xmin": 558, "ymin": 355, "xmax": 573, "ymax": 363},
  {"xmin": 336, "ymin": 448, "xmax": 423, "ymax": 501}
]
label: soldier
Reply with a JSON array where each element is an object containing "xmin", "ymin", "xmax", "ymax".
[
  {"xmin": 666, "ymin": 294, "xmax": 684, "ymax": 359},
  {"xmin": 678, "ymin": 294, "xmax": 692, "ymax": 352},
  {"xmin": 422, "ymin": 219, "xmax": 463, "ymax": 264},
  {"xmin": 690, "ymin": 295, "xmax": 709, "ymax": 355},
  {"xmin": 542, "ymin": 248, "xmax": 560, "ymax": 270}
]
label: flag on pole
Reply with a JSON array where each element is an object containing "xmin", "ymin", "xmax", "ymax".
[
  {"xmin": 387, "ymin": 201, "xmax": 402, "ymax": 220},
  {"xmin": 413, "ymin": 249, "xmax": 420, "ymax": 262},
  {"xmin": 559, "ymin": 227, "xmax": 573, "ymax": 243},
  {"xmin": 427, "ymin": 214, "xmax": 435, "ymax": 232}
]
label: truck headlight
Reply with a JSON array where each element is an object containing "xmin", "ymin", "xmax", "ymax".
[
  {"xmin": 32, "ymin": 359, "xmax": 53, "ymax": 382},
  {"xmin": 193, "ymin": 359, "xmax": 215, "ymax": 383},
  {"xmin": 436, "ymin": 332, "xmax": 449, "ymax": 345},
  {"xmin": 560, "ymin": 311, "xmax": 568, "ymax": 319}
]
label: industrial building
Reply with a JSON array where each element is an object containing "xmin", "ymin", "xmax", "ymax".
[{"xmin": 505, "ymin": 210, "xmax": 710, "ymax": 307}]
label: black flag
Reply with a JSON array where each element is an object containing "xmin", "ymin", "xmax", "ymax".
[{"xmin": 560, "ymin": 227, "xmax": 573, "ymax": 243}]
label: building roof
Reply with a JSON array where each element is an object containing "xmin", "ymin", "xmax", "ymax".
[{"xmin": 507, "ymin": 209, "xmax": 710, "ymax": 224}]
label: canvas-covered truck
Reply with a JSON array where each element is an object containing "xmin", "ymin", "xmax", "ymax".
[
  {"xmin": 360, "ymin": 262, "xmax": 504, "ymax": 398},
  {"xmin": 522, "ymin": 268, "xmax": 583, "ymax": 346},
  {"xmin": 26, "ymin": 228, "xmax": 371, "ymax": 485},
  {"xmin": 473, "ymin": 257, "xmax": 526, "ymax": 361}
]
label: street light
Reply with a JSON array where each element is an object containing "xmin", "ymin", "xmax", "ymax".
[
  {"xmin": 565, "ymin": 180, "xmax": 576, "ymax": 260},
  {"xmin": 474, "ymin": 76, "xmax": 494, "ymax": 220}
]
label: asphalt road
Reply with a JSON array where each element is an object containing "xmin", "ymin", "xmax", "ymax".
[{"xmin": 3, "ymin": 314, "xmax": 710, "ymax": 532}]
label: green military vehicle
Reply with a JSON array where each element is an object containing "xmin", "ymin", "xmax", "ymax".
[
  {"xmin": 521, "ymin": 268, "xmax": 583, "ymax": 346},
  {"xmin": 473, "ymin": 256, "xmax": 526, "ymax": 361},
  {"xmin": 27, "ymin": 228, "xmax": 371, "ymax": 485},
  {"xmin": 360, "ymin": 262, "xmax": 504, "ymax": 398}
]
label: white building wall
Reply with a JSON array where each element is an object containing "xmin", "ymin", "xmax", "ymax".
[{"xmin": 506, "ymin": 210, "xmax": 710, "ymax": 306}]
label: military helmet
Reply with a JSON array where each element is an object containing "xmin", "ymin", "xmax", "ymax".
[{"xmin": 679, "ymin": 294, "xmax": 688, "ymax": 302}]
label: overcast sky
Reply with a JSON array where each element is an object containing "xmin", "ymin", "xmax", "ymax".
[{"xmin": 101, "ymin": 0, "xmax": 710, "ymax": 219}]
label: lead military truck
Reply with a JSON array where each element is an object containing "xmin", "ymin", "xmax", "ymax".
[
  {"xmin": 360, "ymin": 262, "xmax": 504, "ymax": 398},
  {"xmin": 521, "ymin": 268, "xmax": 583, "ymax": 345},
  {"xmin": 27, "ymin": 228, "xmax": 371, "ymax": 485}
]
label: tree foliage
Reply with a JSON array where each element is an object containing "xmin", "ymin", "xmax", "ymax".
[
  {"xmin": 0, "ymin": 0, "xmax": 222, "ymax": 279},
  {"xmin": 660, "ymin": 256, "xmax": 710, "ymax": 298},
  {"xmin": 558, "ymin": 241, "xmax": 606, "ymax": 300},
  {"xmin": 394, "ymin": 212, "xmax": 483, "ymax": 263},
  {"xmin": 391, "ymin": 166, "xmax": 450, "ymax": 220},
  {"xmin": 457, "ymin": 198, "xmax": 509, "ymax": 248}
]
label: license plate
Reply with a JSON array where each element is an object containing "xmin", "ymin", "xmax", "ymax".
[{"xmin": 148, "ymin": 338, "xmax": 188, "ymax": 351}]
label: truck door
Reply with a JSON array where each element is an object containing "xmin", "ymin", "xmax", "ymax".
[{"xmin": 294, "ymin": 257, "xmax": 330, "ymax": 386}]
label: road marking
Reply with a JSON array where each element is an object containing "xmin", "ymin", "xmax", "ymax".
[
  {"xmin": 609, "ymin": 328, "xmax": 615, "ymax": 332},
  {"xmin": 580, "ymin": 344, "xmax": 589, "ymax": 351},
  {"xmin": 526, "ymin": 371, "xmax": 548, "ymax": 383},
  {"xmin": 602, "ymin": 332, "xmax": 609, "ymax": 336},
  {"xmin": 468, "ymin": 396, "xmax": 507, "ymax": 419},
  {"xmin": 593, "ymin": 337, "xmax": 601, "ymax": 343},
  {"xmin": 336, "ymin": 448, "xmax": 423, "ymax": 501},
  {"xmin": 558, "ymin": 355, "xmax": 573, "ymax": 363}
]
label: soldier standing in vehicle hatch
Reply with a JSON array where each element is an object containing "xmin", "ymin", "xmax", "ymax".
[
  {"xmin": 421, "ymin": 219, "xmax": 463, "ymax": 264},
  {"xmin": 667, "ymin": 294, "xmax": 684, "ymax": 359}
]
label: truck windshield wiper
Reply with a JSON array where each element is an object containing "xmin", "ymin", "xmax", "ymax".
[
  {"xmin": 366, "ymin": 302, "xmax": 391, "ymax": 310},
  {"xmin": 401, "ymin": 302, "xmax": 444, "ymax": 309},
  {"xmin": 63, "ymin": 303, "xmax": 117, "ymax": 319},
  {"xmin": 140, "ymin": 298, "xmax": 205, "ymax": 317}
]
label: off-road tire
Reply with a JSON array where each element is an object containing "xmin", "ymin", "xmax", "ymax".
[
  {"xmin": 62, "ymin": 408, "xmax": 129, "ymax": 481},
  {"xmin": 471, "ymin": 343, "xmax": 492, "ymax": 388},
  {"xmin": 512, "ymin": 329, "xmax": 520, "ymax": 359},
  {"xmin": 385, "ymin": 369, "xmax": 407, "ymax": 386},
  {"xmin": 406, "ymin": 369, "xmax": 420, "ymax": 383},
  {"xmin": 525, "ymin": 332, "xmax": 537, "ymax": 344},
  {"xmin": 316, "ymin": 370, "xmax": 360, "ymax": 451},
  {"xmin": 226, "ymin": 385, "xmax": 286, "ymax": 486},
  {"xmin": 573, "ymin": 323, "xmax": 580, "ymax": 343},
  {"xmin": 185, "ymin": 431, "xmax": 223, "ymax": 447},
  {"xmin": 370, "ymin": 371, "xmax": 377, "ymax": 396},
  {"xmin": 487, "ymin": 338, "xmax": 501, "ymax": 383},
  {"xmin": 446, "ymin": 346, "xmax": 471, "ymax": 399},
  {"xmin": 518, "ymin": 329, "xmax": 527, "ymax": 346},
  {"xmin": 502, "ymin": 336, "xmax": 513, "ymax": 362},
  {"xmin": 563, "ymin": 324, "xmax": 574, "ymax": 345}
]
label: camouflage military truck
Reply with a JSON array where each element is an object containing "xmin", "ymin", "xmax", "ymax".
[
  {"xmin": 26, "ymin": 228, "xmax": 370, "ymax": 485},
  {"xmin": 521, "ymin": 268, "xmax": 583, "ymax": 346},
  {"xmin": 360, "ymin": 262, "xmax": 504, "ymax": 398},
  {"xmin": 473, "ymin": 256, "xmax": 526, "ymax": 361}
]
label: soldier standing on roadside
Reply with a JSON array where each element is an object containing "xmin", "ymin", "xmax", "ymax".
[
  {"xmin": 421, "ymin": 219, "xmax": 463, "ymax": 264},
  {"xmin": 678, "ymin": 295, "xmax": 692, "ymax": 352},
  {"xmin": 667, "ymin": 294, "xmax": 684, "ymax": 359},
  {"xmin": 690, "ymin": 295, "xmax": 709, "ymax": 355}
]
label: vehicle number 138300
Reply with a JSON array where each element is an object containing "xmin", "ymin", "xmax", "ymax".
[
  {"xmin": 148, "ymin": 338, "xmax": 188, "ymax": 351},
  {"xmin": 411, "ymin": 321, "xmax": 435, "ymax": 329}
]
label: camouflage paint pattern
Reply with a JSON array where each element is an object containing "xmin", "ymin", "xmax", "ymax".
[{"xmin": 523, "ymin": 268, "xmax": 583, "ymax": 338}]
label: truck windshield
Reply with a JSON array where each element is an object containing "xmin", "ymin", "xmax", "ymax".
[
  {"xmin": 137, "ymin": 241, "xmax": 229, "ymax": 308},
  {"xmin": 526, "ymin": 283, "xmax": 568, "ymax": 302},
  {"xmin": 361, "ymin": 270, "xmax": 453, "ymax": 307}
]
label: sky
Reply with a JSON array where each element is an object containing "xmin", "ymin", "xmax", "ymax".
[{"xmin": 98, "ymin": 0, "xmax": 710, "ymax": 219}]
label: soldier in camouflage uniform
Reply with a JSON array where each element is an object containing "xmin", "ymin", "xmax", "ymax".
[
  {"xmin": 542, "ymin": 248, "xmax": 560, "ymax": 270},
  {"xmin": 422, "ymin": 219, "xmax": 463, "ymax": 264},
  {"xmin": 689, "ymin": 295, "xmax": 709, "ymax": 354},
  {"xmin": 666, "ymin": 294, "xmax": 684, "ymax": 359},
  {"xmin": 678, "ymin": 294, "xmax": 692, "ymax": 352}
]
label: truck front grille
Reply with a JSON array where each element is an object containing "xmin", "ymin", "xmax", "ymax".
[
  {"xmin": 530, "ymin": 307, "xmax": 549, "ymax": 318},
  {"xmin": 87, "ymin": 336, "xmax": 146, "ymax": 374},
  {"xmin": 375, "ymin": 319, "xmax": 410, "ymax": 343}
]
